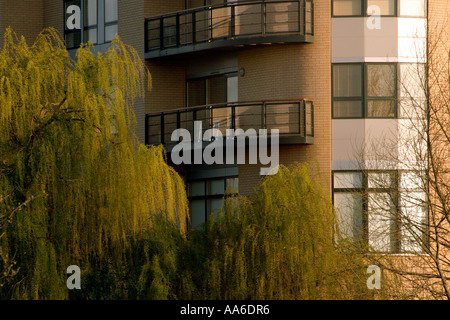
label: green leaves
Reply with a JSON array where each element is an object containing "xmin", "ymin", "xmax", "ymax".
[{"xmin": 0, "ymin": 28, "xmax": 185, "ymax": 299}]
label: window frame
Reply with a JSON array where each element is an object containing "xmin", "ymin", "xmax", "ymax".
[
  {"xmin": 186, "ymin": 72, "xmax": 238, "ymax": 108},
  {"xmin": 64, "ymin": 0, "xmax": 83, "ymax": 50},
  {"xmin": 332, "ymin": 0, "xmax": 365, "ymax": 17},
  {"xmin": 366, "ymin": 0, "xmax": 398, "ymax": 18},
  {"xmin": 188, "ymin": 176, "xmax": 239, "ymax": 229},
  {"xmin": 104, "ymin": 0, "xmax": 119, "ymax": 43},
  {"xmin": 332, "ymin": 170, "xmax": 427, "ymax": 254},
  {"xmin": 84, "ymin": 0, "xmax": 99, "ymax": 45},
  {"xmin": 332, "ymin": 62, "xmax": 364, "ymax": 119},
  {"xmin": 332, "ymin": 0, "xmax": 426, "ymax": 18},
  {"xmin": 64, "ymin": 0, "xmax": 118, "ymax": 49},
  {"xmin": 365, "ymin": 62, "xmax": 398, "ymax": 119},
  {"xmin": 332, "ymin": 62, "xmax": 398, "ymax": 119}
]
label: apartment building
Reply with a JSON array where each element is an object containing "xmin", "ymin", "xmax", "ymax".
[{"xmin": 0, "ymin": 0, "xmax": 447, "ymax": 253}]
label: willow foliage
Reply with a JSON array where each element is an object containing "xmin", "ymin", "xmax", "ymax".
[
  {"xmin": 0, "ymin": 28, "xmax": 188, "ymax": 299},
  {"xmin": 188, "ymin": 163, "xmax": 369, "ymax": 300}
]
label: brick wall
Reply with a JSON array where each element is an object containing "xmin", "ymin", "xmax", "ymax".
[
  {"xmin": 238, "ymin": 0, "xmax": 332, "ymax": 196},
  {"xmin": 119, "ymin": 0, "xmax": 147, "ymax": 143},
  {"xmin": 144, "ymin": 0, "xmax": 332, "ymax": 196},
  {"xmin": 44, "ymin": 0, "xmax": 64, "ymax": 36},
  {"xmin": 144, "ymin": 0, "xmax": 187, "ymax": 128},
  {"xmin": 146, "ymin": 60, "xmax": 186, "ymax": 114},
  {"xmin": 0, "ymin": 0, "xmax": 44, "ymax": 46},
  {"xmin": 145, "ymin": 0, "xmax": 184, "ymax": 17}
]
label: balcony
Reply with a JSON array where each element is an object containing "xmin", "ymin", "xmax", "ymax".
[
  {"xmin": 145, "ymin": 0, "xmax": 314, "ymax": 59},
  {"xmin": 145, "ymin": 99, "xmax": 314, "ymax": 149}
]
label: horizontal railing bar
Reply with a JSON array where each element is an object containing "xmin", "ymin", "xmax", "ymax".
[
  {"xmin": 145, "ymin": 0, "xmax": 312, "ymax": 55},
  {"xmin": 146, "ymin": 99, "xmax": 314, "ymax": 145},
  {"xmin": 146, "ymin": 99, "xmax": 313, "ymax": 117},
  {"xmin": 145, "ymin": 0, "xmax": 301, "ymax": 20}
]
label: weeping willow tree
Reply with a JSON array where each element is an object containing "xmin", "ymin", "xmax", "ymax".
[
  {"xmin": 0, "ymin": 28, "xmax": 188, "ymax": 299},
  {"xmin": 187, "ymin": 163, "xmax": 371, "ymax": 300}
]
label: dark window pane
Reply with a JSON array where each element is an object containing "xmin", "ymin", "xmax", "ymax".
[
  {"xmin": 187, "ymin": 80, "xmax": 206, "ymax": 107},
  {"xmin": 207, "ymin": 76, "xmax": 225, "ymax": 105},
  {"xmin": 367, "ymin": 100, "xmax": 395, "ymax": 118},
  {"xmin": 84, "ymin": 28, "xmax": 97, "ymax": 44},
  {"xmin": 105, "ymin": 24, "xmax": 118, "ymax": 42},
  {"xmin": 65, "ymin": 0, "xmax": 81, "ymax": 31},
  {"xmin": 190, "ymin": 200, "xmax": 206, "ymax": 228},
  {"xmin": 208, "ymin": 198, "xmax": 224, "ymax": 221},
  {"xmin": 65, "ymin": 31, "xmax": 82, "ymax": 49},
  {"xmin": 333, "ymin": 64, "xmax": 363, "ymax": 98},
  {"xmin": 187, "ymin": 0, "xmax": 205, "ymax": 9},
  {"xmin": 208, "ymin": 179, "xmax": 225, "ymax": 195},
  {"xmin": 333, "ymin": 0, "xmax": 362, "ymax": 16},
  {"xmin": 367, "ymin": 64, "xmax": 396, "ymax": 97},
  {"xmin": 189, "ymin": 181, "xmax": 205, "ymax": 196},
  {"xmin": 208, "ymin": 0, "xmax": 224, "ymax": 5},
  {"xmin": 84, "ymin": 0, "xmax": 97, "ymax": 26},
  {"xmin": 105, "ymin": 0, "xmax": 118, "ymax": 23},
  {"xmin": 333, "ymin": 100, "xmax": 363, "ymax": 118},
  {"xmin": 226, "ymin": 178, "xmax": 239, "ymax": 193}
]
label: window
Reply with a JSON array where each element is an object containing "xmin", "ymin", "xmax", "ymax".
[
  {"xmin": 367, "ymin": 0, "xmax": 396, "ymax": 16},
  {"xmin": 398, "ymin": 63, "xmax": 426, "ymax": 119},
  {"xmin": 333, "ymin": 171, "xmax": 427, "ymax": 253},
  {"xmin": 332, "ymin": 63, "xmax": 397, "ymax": 118},
  {"xmin": 399, "ymin": 0, "xmax": 426, "ymax": 17},
  {"xmin": 187, "ymin": 73, "xmax": 238, "ymax": 107},
  {"xmin": 104, "ymin": 0, "xmax": 118, "ymax": 43},
  {"xmin": 188, "ymin": 177, "xmax": 238, "ymax": 229},
  {"xmin": 65, "ymin": 0, "xmax": 82, "ymax": 49},
  {"xmin": 332, "ymin": 64, "xmax": 363, "ymax": 118},
  {"xmin": 366, "ymin": 64, "xmax": 396, "ymax": 118},
  {"xmin": 332, "ymin": 0, "xmax": 426, "ymax": 17},
  {"xmin": 333, "ymin": 0, "xmax": 363, "ymax": 16},
  {"xmin": 84, "ymin": 0, "xmax": 98, "ymax": 44},
  {"xmin": 64, "ymin": 0, "xmax": 118, "ymax": 49}
]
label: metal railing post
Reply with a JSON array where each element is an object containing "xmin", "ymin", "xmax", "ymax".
[
  {"xmin": 176, "ymin": 13, "xmax": 180, "ymax": 47},
  {"xmin": 145, "ymin": 99, "xmax": 314, "ymax": 145},
  {"xmin": 231, "ymin": 4, "xmax": 235, "ymax": 38},
  {"xmin": 145, "ymin": 20, "xmax": 148, "ymax": 52},
  {"xmin": 160, "ymin": 114, "xmax": 165, "ymax": 144},
  {"xmin": 192, "ymin": 11, "xmax": 196, "ymax": 44},
  {"xmin": 263, "ymin": 102, "xmax": 266, "ymax": 130},
  {"xmin": 298, "ymin": 101, "xmax": 302, "ymax": 135},
  {"xmin": 262, "ymin": 2, "xmax": 266, "ymax": 36},
  {"xmin": 159, "ymin": 18, "xmax": 164, "ymax": 50},
  {"xmin": 231, "ymin": 105, "xmax": 236, "ymax": 130},
  {"xmin": 145, "ymin": 114, "xmax": 149, "ymax": 145},
  {"xmin": 303, "ymin": 101, "xmax": 307, "ymax": 137},
  {"xmin": 302, "ymin": 0, "xmax": 305, "ymax": 35},
  {"xmin": 209, "ymin": 6, "xmax": 213, "ymax": 41}
]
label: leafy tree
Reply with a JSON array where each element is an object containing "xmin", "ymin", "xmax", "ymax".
[
  {"xmin": 0, "ymin": 28, "xmax": 188, "ymax": 299},
  {"xmin": 186, "ymin": 163, "xmax": 371, "ymax": 300},
  {"xmin": 0, "ymin": 28, "xmax": 371, "ymax": 300}
]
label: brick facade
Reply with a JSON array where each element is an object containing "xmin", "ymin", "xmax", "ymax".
[{"xmin": 0, "ymin": 0, "xmax": 44, "ymax": 46}]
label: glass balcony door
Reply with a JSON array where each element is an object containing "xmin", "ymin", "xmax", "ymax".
[{"xmin": 186, "ymin": 73, "xmax": 238, "ymax": 137}]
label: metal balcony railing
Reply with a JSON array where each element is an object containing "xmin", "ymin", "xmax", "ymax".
[
  {"xmin": 145, "ymin": 99, "xmax": 314, "ymax": 146},
  {"xmin": 145, "ymin": 0, "xmax": 313, "ymax": 58}
]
